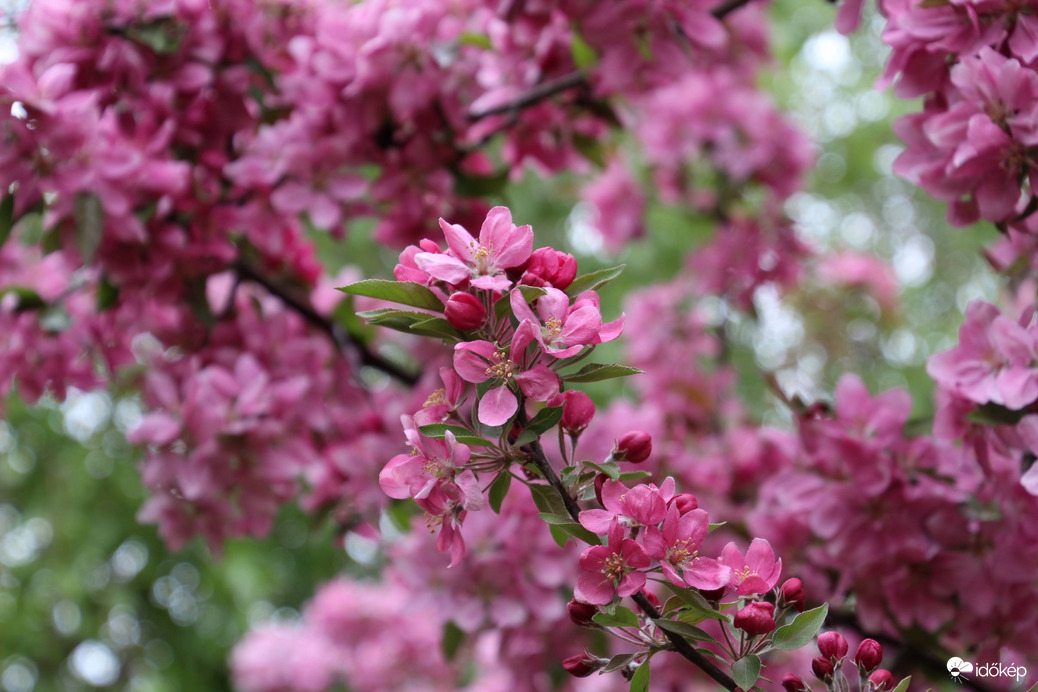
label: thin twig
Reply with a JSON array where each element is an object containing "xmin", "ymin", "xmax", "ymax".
[{"xmin": 233, "ymin": 260, "xmax": 420, "ymax": 386}]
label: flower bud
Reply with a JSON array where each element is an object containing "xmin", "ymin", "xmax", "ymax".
[
  {"xmin": 868, "ymin": 670, "xmax": 894, "ymax": 691},
  {"xmin": 854, "ymin": 639, "xmax": 883, "ymax": 675},
  {"xmin": 670, "ymin": 493, "xmax": 699, "ymax": 514},
  {"xmin": 567, "ymin": 599, "xmax": 598, "ymax": 627},
  {"xmin": 444, "ymin": 292, "xmax": 486, "ymax": 330},
  {"xmin": 782, "ymin": 674, "xmax": 809, "ymax": 692},
  {"xmin": 733, "ymin": 601, "xmax": 776, "ymax": 636},
  {"xmin": 523, "ymin": 247, "xmax": 578, "ymax": 289},
  {"xmin": 594, "ymin": 473, "xmax": 609, "ymax": 506},
  {"xmin": 554, "ymin": 391, "xmax": 595, "ymax": 432},
  {"xmin": 698, "ymin": 586, "xmax": 726, "ymax": 602},
  {"xmin": 811, "ymin": 657, "xmax": 835, "ymax": 682},
  {"xmin": 779, "ymin": 578, "xmax": 806, "ymax": 613},
  {"xmin": 563, "ymin": 654, "xmax": 602, "ymax": 678},
  {"xmin": 615, "ymin": 431, "xmax": 652, "ymax": 464},
  {"xmin": 817, "ymin": 631, "xmax": 848, "ymax": 662}
]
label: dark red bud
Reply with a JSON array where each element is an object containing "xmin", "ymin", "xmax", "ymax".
[
  {"xmin": 615, "ymin": 431, "xmax": 652, "ymax": 464},
  {"xmin": 779, "ymin": 578, "xmax": 806, "ymax": 613},
  {"xmin": 869, "ymin": 670, "xmax": 894, "ymax": 691},
  {"xmin": 733, "ymin": 601, "xmax": 776, "ymax": 636},
  {"xmin": 811, "ymin": 657, "xmax": 835, "ymax": 682},
  {"xmin": 782, "ymin": 674, "xmax": 809, "ymax": 692},
  {"xmin": 524, "ymin": 247, "xmax": 578, "ymax": 289},
  {"xmin": 567, "ymin": 599, "xmax": 598, "ymax": 627},
  {"xmin": 444, "ymin": 292, "xmax": 486, "ymax": 331},
  {"xmin": 558, "ymin": 391, "xmax": 595, "ymax": 432},
  {"xmin": 855, "ymin": 639, "xmax": 883, "ymax": 675},
  {"xmin": 698, "ymin": 586, "xmax": 727, "ymax": 602},
  {"xmin": 594, "ymin": 473, "xmax": 609, "ymax": 506},
  {"xmin": 562, "ymin": 654, "xmax": 602, "ymax": 678},
  {"xmin": 670, "ymin": 493, "xmax": 699, "ymax": 514},
  {"xmin": 553, "ymin": 252, "xmax": 578, "ymax": 289},
  {"xmin": 817, "ymin": 631, "xmax": 849, "ymax": 662}
]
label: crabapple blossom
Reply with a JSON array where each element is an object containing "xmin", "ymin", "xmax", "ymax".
[{"xmin": 574, "ymin": 523, "xmax": 651, "ymax": 605}]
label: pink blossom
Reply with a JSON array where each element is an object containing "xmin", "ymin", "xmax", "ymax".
[
  {"xmin": 642, "ymin": 506, "xmax": 731, "ymax": 590},
  {"xmin": 579, "ymin": 477, "xmax": 675, "ymax": 534},
  {"xmin": 509, "ymin": 287, "xmax": 602, "ymax": 358},
  {"xmin": 719, "ymin": 538, "xmax": 782, "ymax": 596},
  {"xmin": 574, "ymin": 523, "xmax": 651, "ymax": 605}
]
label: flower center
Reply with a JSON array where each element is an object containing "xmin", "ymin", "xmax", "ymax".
[
  {"xmin": 424, "ymin": 388, "xmax": 448, "ymax": 407},
  {"xmin": 483, "ymin": 350, "xmax": 517, "ymax": 381},
  {"xmin": 473, "ymin": 243, "xmax": 495, "ymax": 274},
  {"xmin": 545, "ymin": 315, "xmax": 563, "ymax": 338},
  {"xmin": 422, "ymin": 456, "xmax": 451, "ymax": 478},
  {"xmin": 667, "ymin": 539, "xmax": 698, "ymax": 567},
  {"xmin": 600, "ymin": 552, "xmax": 629, "ymax": 581}
]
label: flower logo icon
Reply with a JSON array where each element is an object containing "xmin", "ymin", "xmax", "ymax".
[{"xmin": 947, "ymin": 657, "xmax": 974, "ymax": 682}]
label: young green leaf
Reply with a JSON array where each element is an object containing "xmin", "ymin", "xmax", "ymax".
[
  {"xmin": 441, "ymin": 621, "xmax": 465, "ymax": 661},
  {"xmin": 889, "ymin": 676, "xmax": 911, "ymax": 692},
  {"xmin": 563, "ymin": 363, "xmax": 643, "ymax": 384},
  {"xmin": 565, "ymin": 264, "xmax": 626, "ymax": 296},
  {"xmin": 769, "ymin": 603, "xmax": 829, "ymax": 651},
  {"xmin": 629, "ymin": 661, "xmax": 651, "ymax": 692},
  {"xmin": 733, "ymin": 654, "xmax": 762, "ymax": 690},
  {"xmin": 337, "ymin": 280, "xmax": 444, "ymax": 312},
  {"xmin": 417, "ymin": 423, "xmax": 497, "ymax": 447},
  {"xmin": 592, "ymin": 606, "xmax": 639, "ymax": 628},
  {"xmin": 488, "ymin": 471, "xmax": 511, "ymax": 514},
  {"xmin": 602, "ymin": 653, "xmax": 638, "ymax": 673},
  {"xmin": 0, "ymin": 195, "xmax": 14, "ymax": 250},
  {"xmin": 654, "ymin": 619, "xmax": 717, "ymax": 643}
]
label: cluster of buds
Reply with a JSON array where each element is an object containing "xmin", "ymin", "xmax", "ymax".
[{"xmin": 784, "ymin": 633, "xmax": 901, "ymax": 692}]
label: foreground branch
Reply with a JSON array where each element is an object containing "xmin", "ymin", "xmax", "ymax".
[
  {"xmin": 519, "ymin": 420, "xmax": 738, "ymax": 690},
  {"xmin": 234, "ymin": 260, "xmax": 420, "ymax": 386}
]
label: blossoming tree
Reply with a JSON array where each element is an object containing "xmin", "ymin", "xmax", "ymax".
[{"xmin": 1, "ymin": 0, "xmax": 1037, "ymax": 690}]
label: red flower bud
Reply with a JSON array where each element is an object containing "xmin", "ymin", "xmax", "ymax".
[
  {"xmin": 869, "ymin": 670, "xmax": 894, "ymax": 691},
  {"xmin": 555, "ymin": 391, "xmax": 596, "ymax": 432},
  {"xmin": 811, "ymin": 657, "xmax": 835, "ymax": 682},
  {"xmin": 523, "ymin": 247, "xmax": 578, "ymax": 289},
  {"xmin": 567, "ymin": 599, "xmax": 598, "ymax": 627},
  {"xmin": 670, "ymin": 493, "xmax": 699, "ymax": 514},
  {"xmin": 444, "ymin": 292, "xmax": 486, "ymax": 331},
  {"xmin": 594, "ymin": 473, "xmax": 609, "ymax": 506},
  {"xmin": 817, "ymin": 631, "xmax": 849, "ymax": 662},
  {"xmin": 615, "ymin": 431, "xmax": 652, "ymax": 464},
  {"xmin": 698, "ymin": 586, "xmax": 727, "ymax": 601},
  {"xmin": 733, "ymin": 601, "xmax": 776, "ymax": 636},
  {"xmin": 782, "ymin": 674, "xmax": 809, "ymax": 692},
  {"xmin": 854, "ymin": 639, "xmax": 883, "ymax": 675},
  {"xmin": 779, "ymin": 578, "xmax": 806, "ymax": 613},
  {"xmin": 562, "ymin": 654, "xmax": 602, "ymax": 678}
]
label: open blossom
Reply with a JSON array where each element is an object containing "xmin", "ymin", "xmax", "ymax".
[
  {"xmin": 412, "ymin": 367, "xmax": 466, "ymax": 427},
  {"xmin": 574, "ymin": 523, "xmax": 651, "ymax": 605},
  {"xmin": 378, "ymin": 417, "xmax": 480, "ymax": 509},
  {"xmin": 510, "ymin": 287, "xmax": 603, "ymax": 358},
  {"xmin": 927, "ymin": 301, "xmax": 1038, "ymax": 410},
  {"xmin": 453, "ymin": 320, "xmax": 560, "ymax": 426},
  {"xmin": 643, "ymin": 506, "xmax": 730, "ymax": 590},
  {"xmin": 415, "ymin": 207, "xmax": 533, "ymax": 292},
  {"xmin": 719, "ymin": 538, "xmax": 782, "ymax": 595},
  {"xmin": 579, "ymin": 477, "xmax": 675, "ymax": 534}
]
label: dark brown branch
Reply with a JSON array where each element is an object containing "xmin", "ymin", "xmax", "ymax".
[
  {"xmin": 519, "ymin": 420, "xmax": 738, "ymax": 690},
  {"xmin": 233, "ymin": 260, "xmax": 420, "ymax": 386},
  {"xmin": 710, "ymin": 0, "xmax": 758, "ymax": 18}
]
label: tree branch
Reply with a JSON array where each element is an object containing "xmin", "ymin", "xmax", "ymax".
[
  {"xmin": 233, "ymin": 260, "xmax": 420, "ymax": 386},
  {"xmin": 518, "ymin": 416, "xmax": 738, "ymax": 690}
]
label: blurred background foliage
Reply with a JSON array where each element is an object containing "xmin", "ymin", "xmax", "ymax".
[{"xmin": 0, "ymin": 0, "xmax": 1007, "ymax": 690}]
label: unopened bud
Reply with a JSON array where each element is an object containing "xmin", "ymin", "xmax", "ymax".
[
  {"xmin": 779, "ymin": 578, "xmax": 806, "ymax": 613},
  {"xmin": 854, "ymin": 639, "xmax": 883, "ymax": 675},
  {"xmin": 698, "ymin": 585, "xmax": 727, "ymax": 602},
  {"xmin": 868, "ymin": 670, "xmax": 894, "ymax": 691},
  {"xmin": 670, "ymin": 493, "xmax": 699, "ymax": 514},
  {"xmin": 811, "ymin": 657, "xmax": 835, "ymax": 682},
  {"xmin": 562, "ymin": 654, "xmax": 602, "ymax": 678},
  {"xmin": 523, "ymin": 247, "xmax": 578, "ymax": 289},
  {"xmin": 444, "ymin": 292, "xmax": 486, "ymax": 330},
  {"xmin": 817, "ymin": 631, "xmax": 848, "ymax": 662},
  {"xmin": 615, "ymin": 431, "xmax": 652, "ymax": 464},
  {"xmin": 734, "ymin": 601, "xmax": 776, "ymax": 636},
  {"xmin": 594, "ymin": 473, "xmax": 609, "ymax": 506},
  {"xmin": 567, "ymin": 599, "xmax": 598, "ymax": 627},
  {"xmin": 782, "ymin": 674, "xmax": 809, "ymax": 692},
  {"xmin": 553, "ymin": 391, "xmax": 595, "ymax": 432}
]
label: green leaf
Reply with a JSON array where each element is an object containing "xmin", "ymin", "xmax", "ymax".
[
  {"xmin": 770, "ymin": 603, "xmax": 829, "ymax": 651},
  {"xmin": 571, "ymin": 31, "xmax": 598, "ymax": 70},
  {"xmin": 733, "ymin": 654, "xmax": 761, "ymax": 690},
  {"xmin": 966, "ymin": 402, "xmax": 1028, "ymax": 426},
  {"xmin": 408, "ymin": 317, "xmax": 464, "ymax": 341},
  {"xmin": 537, "ymin": 513, "xmax": 600, "ymax": 545},
  {"xmin": 525, "ymin": 406, "xmax": 564, "ymax": 436},
  {"xmin": 629, "ymin": 661, "xmax": 650, "ymax": 692},
  {"xmin": 573, "ymin": 134, "xmax": 607, "ymax": 168},
  {"xmin": 584, "ymin": 461, "xmax": 621, "ymax": 481},
  {"xmin": 338, "ymin": 280, "xmax": 444, "ymax": 312},
  {"xmin": 0, "ymin": 195, "xmax": 14, "ymax": 250},
  {"xmin": 618, "ymin": 471, "xmax": 652, "ymax": 482},
  {"xmin": 708, "ymin": 522, "xmax": 727, "ymax": 532},
  {"xmin": 123, "ymin": 19, "xmax": 184, "ymax": 54},
  {"xmin": 563, "ymin": 363, "xmax": 643, "ymax": 384},
  {"xmin": 74, "ymin": 193, "xmax": 104, "ymax": 263},
  {"xmin": 593, "ymin": 606, "xmax": 639, "ymax": 628},
  {"xmin": 441, "ymin": 621, "xmax": 465, "ymax": 661},
  {"xmin": 417, "ymin": 424, "xmax": 497, "ymax": 448},
  {"xmin": 889, "ymin": 676, "xmax": 911, "ymax": 692},
  {"xmin": 488, "ymin": 471, "xmax": 511, "ymax": 514},
  {"xmin": 666, "ymin": 584, "xmax": 729, "ymax": 623},
  {"xmin": 654, "ymin": 619, "xmax": 716, "ymax": 643},
  {"xmin": 528, "ymin": 483, "xmax": 571, "ymax": 519},
  {"xmin": 454, "ymin": 170, "xmax": 510, "ymax": 198},
  {"xmin": 457, "ymin": 31, "xmax": 491, "ymax": 49},
  {"xmin": 548, "ymin": 524, "xmax": 569, "ymax": 548},
  {"xmin": 565, "ymin": 264, "xmax": 626, "ymax": 296},
  {"xmin": 331, "ymin": 296, "xmax": 375, "ymax": 345},
  {"xmin": 96, "ymin": 276, "xmax": 119, "ymax": 311},
  {"xmin": 602, "ymin": 653, "xmax": 638, "ymax": 673}
]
